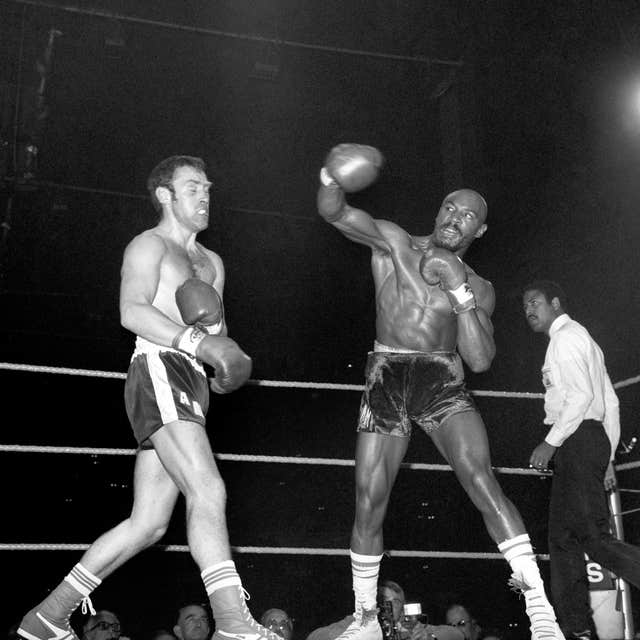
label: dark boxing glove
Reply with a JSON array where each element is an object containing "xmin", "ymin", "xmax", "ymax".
[
  {"xmin": 175, "ymin": 278, "xmax": 223, "ymax": 327},
  {"xmin": 320, "ymin": 143, "xmax": 384, "ymax": 193},
  {"xmin": 419, "ymin": 247, "xmax": 476, "ymax": 314},
  {"xmin": 172, "ymin": 327, "xmax": 252, "ymax": 393}
]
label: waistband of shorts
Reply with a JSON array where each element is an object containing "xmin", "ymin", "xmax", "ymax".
[
  {"xmin": 132, "ymin": 335, "xmax": 206, "ymax": 375},
  {"xmin": 373, "ymin": 340, "xmax": 457, "ymax": 358}
]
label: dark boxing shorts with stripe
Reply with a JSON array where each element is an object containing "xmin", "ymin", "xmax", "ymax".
[
  {"xmin": 357, "ymin": 342, "xmax": 477, "ymax": 437},
  {"xmin": 124, "ymin": 336, "xmax": 210, "ymax": 450}
]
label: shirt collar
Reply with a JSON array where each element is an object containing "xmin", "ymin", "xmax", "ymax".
[{"xmin": 549, "ymin": 313, "xmax": 570, "ymax": 336}]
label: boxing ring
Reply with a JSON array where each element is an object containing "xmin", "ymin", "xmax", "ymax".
[{"xmin": 1, "ymin": 360, "xmax": 639, "ymax": 637}]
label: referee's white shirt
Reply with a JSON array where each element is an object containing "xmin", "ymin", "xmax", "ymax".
[{"xmin": 541, "ymin": 313, "xmax": 620, "ymax": 460}]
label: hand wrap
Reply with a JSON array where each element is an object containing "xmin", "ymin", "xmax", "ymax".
[
  {"xmin": 319, "ymin": 167, "xmax": 338, "ymax": 187},
  {"xmin": 444, "ymin": 282, "xmax": 477, "ymax": 315},
  {"xmin": 172, "ymin": 325, "xmax": 208, "ymax": 357}
]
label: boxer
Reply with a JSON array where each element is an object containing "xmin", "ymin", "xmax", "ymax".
[
  {"xmin": 317, "ymin": 144, "xmax": 564, "ymax": 640},
  {"xmin": 18, "ymin": 155, "xmax": 276, "ymax": 640}
]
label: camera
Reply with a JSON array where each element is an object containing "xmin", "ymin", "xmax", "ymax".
[
  {"xmin": 403, "ymin": 603, "xmax": 426, "ymax": 632},
  {"xmin": 378, "ymin": 601, "xmax": 399, "ymax": 640}
]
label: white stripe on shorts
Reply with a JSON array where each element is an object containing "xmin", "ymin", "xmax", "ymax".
[{"xmin": 148, "ymin": 350, "xmax": 179, "ymax": 425}]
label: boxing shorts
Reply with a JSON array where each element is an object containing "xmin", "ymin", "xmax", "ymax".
[
  {"xmin": 124, "ymin": 336, "xmax": 210, "ymax": 450},
  {"xmin": 357, "ymin": 342, "xmax": 477, "ymax": 437}
]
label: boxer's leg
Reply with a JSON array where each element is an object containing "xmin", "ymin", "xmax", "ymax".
[
  {"xmin": 152, "ymin": 420, "xmax": 281, "ymax": 640},
  {"xmin": 430, "ymin": 410, "xmax": 564, "ymax": 640},
  {"xmin": 334, "ymin": 432, "xmax": 409, "ymax": 640},
  {"xmin": 18, "ymin": 448, "xmax": 179, "ymax": 640}
]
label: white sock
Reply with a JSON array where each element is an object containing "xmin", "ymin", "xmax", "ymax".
[
  {"xmin": 498, "ymin": 533, "xmax": 544, "ymax": 589},
  {"xmin": 351, "ymin": 550, "xmax": 383, "ymax": 611},
  {"xmin": 201, "ymin": 560, "xmax": 242, "ymax": 595}
]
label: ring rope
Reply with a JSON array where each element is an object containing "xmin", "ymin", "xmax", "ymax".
[
  {"xmin": 3, "ymin": 443, "xmax": 640, "ymax": 473},
  {"xmin": 2, "ymin": 361, "xmax": 639, "ymax": 396},
  {"xmin": 0, "ymin": 361, "xmax": 534, "ymax": 395},
  {"xmin": 0, "ymin": 443, "xmax": 558, "ymax": 475},
  {"xmin": 0, "ymin": 361, "xmax": 532, "ymax": 397},
  {"xmin": 0, "ymin": 542, "xmax": 547, "ymax": 561},
  {"xmin": 1, "ymin": 362, "xmax": 636, "ymax": 561}
]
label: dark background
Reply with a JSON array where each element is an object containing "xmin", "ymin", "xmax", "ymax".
[{"xmin": 1, "ymin": 1, "xmax": 640, "ymax": 638}]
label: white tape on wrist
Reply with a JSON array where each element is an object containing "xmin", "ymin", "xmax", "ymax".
[
  {"xmin": 202, "ymin": 320, "xmax": 223, "ymax": 336},
  {"xmin": 319, "ymin": 167, "xmax": 337, "ymax": 187},
  {"xmin": 172, "ymin": 325, "xmax": 207, "ymax": 357},
  {"xmin": 446, "ymin": 282, "xmax": 477, "ymax": 314}
]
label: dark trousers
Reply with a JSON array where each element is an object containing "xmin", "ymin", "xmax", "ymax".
[{"xmin": 549, "ymin": 419, "xmax": 640, "ymax": 636}]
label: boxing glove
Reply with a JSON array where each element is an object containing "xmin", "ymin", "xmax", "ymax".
[
  {"xmin": 419, "ymin": 248, "xmax": 476, "ymax": 314},
  {"xmin": 320, "ymin": 143, "xmax": 384, "ymax": 193},
  {"xmin": 172, "ymin": 326, "xmax": 252, "ymax": 393},
  {"xmin": 175, "ymin": 278, "xmax": 223, "ymax": 327}
]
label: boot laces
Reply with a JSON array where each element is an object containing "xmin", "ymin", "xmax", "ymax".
[
  {"xmin": 80, "ymin": 597, "xmax": 96, "ymax": 616},
  {"xmin": 237, "ymin": 587, "xmax": 279, "ymax": 640}
]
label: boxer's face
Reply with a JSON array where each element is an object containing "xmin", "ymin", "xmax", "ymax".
[
  {"xmin": 523, "ymin": 289, "xmax": 560, "ymax": 334},
  {"xmin": 432, "ymin": 190, "xmax": 487, "ymax": 252},
  {"xmin": 168, "ymin": 165, "xmax": 212, "ymax": 232}
]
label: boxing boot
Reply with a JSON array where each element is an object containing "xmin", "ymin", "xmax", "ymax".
[
  {"xmin": 509, "ymin": 572, "xmax": 566, "ymax": 640},
  {"xmin": 211, "ymin": 585, "xmax": 284, "ymax": 640},
  {"xmin": 332, "ymin": 606, "xmax": 382, "ymax": 640}
]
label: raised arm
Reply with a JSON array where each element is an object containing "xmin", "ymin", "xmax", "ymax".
[{"xmin": 317, "ymin": 143, "xmax": 391, "ymax": 252}]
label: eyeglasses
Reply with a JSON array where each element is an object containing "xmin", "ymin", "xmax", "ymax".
[
  {"xmin": 264, "ymin": 619, "xmax": 293, "ymax": 630},
  {"xmin": 87, "ymin": 622, "xmax": 121, "ymax": 635}
]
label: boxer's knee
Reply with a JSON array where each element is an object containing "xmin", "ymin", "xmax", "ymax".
[
  {"xmin": 459, "ymin": 464, "xmax": 503, "ymax": 508},
  {"xmin": 129, "ymin": 514, "xmax": 171, "ymax": 547}
]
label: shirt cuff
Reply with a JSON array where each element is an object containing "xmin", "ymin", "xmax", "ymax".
[{"xmin": 544, "ymin": 432, "xmax": 563, "ymax": 448}]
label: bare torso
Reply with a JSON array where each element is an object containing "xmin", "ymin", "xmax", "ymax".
[
  {"xmin": 142, "ymin": 228, "xmax": 221, "ymax": 325},
  {"xmin": 372, "ymin": 230, "xmax": 487, "ymax": 352}
]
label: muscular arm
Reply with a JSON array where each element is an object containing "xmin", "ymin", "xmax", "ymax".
[
  {"xmin": 455, "ymin": 279, "xmax": 496, "ymax": 372},
  {"xmin": 119, "ymin": 234, "xmax": 184, "ymax": 346},
  {"xmin": 317, "ymin": 182, "xmax": 401, "ymax": 253}
]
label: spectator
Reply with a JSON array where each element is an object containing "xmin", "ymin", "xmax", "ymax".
[
  {"xmin": 306, "ymin": 580, "xmax": 462, "ymax": 640},
  {"xmin": 445, "ymin": 604, "xmax": 482, "ymax": 640},
  {"xmin": 259, "ymin": 610, "xmax": 294, "ymax": 640},
  {"xmin": 81, "ymin": 610, "xmax": 122, "ymax": 640},
  {"xmin": 173, "ymin": 603, "xmax": 212, "ymax": 640}
]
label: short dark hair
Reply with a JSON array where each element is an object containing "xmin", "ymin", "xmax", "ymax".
[
  {"xmin": 147, "ymin": 155, "xmax": 206, "ymax": 212},
  {"xmin": 522, "ymin": 279, "xmax": 568, "ymax": 310}
]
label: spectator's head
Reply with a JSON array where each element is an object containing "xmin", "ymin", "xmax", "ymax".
[
  {"xmin": 173, "ymin": 603, "xmax": 211, "ymax": 640},
  {"xmin": 82, "ymin": 611, "xmax": 122, "ymax": 640},
  {"xmin": 377, "ymin": 580, "xmax": 406, "ymax": 623},
  {"xmin": 446, "ymin": 604, "xmax": 481, "ymax": 640},
  {"xmin": 259, "ymin": 609, "xmax": 294, "ymax": 640}
]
